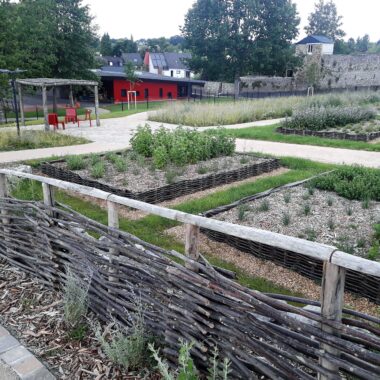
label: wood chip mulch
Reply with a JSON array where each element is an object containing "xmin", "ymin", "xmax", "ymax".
[
  {"xmin": 167, "ymin": 225, "xmax": 380, "ymax": 318},
  {"xmin": 0, "ymin": 264, "xmax": 156, "ymax": 380}
]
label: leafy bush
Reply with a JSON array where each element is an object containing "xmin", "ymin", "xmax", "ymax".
[
  {"xmin": 63, "ymin": 268, "xmax": 88, "ymax": 328},
  {"xmin": 131, "ymin": 125, "xmax": 235, "ymax": 169},
  {"xmin": 94, "ymin": 300, "xmax": 151, "ymax": 371},
  {"xmin": 67, "ymin": 155, "xmax": 86, "ymax": 170},
  {"xmin": 281, "ymin": 106, "xmax": 375, "ymax": 131},
  {"xmin": 149, "ymin": 340, "xmax": 231, "ymax": 380},
  {"xmin": 310, "ymin": 167, "xmax": 380, "ymax": 201},
  {"xmin": 114, "ymin": 157, "xmax": 127, "ymax": 172},
  {"xmin": 91, "ymin": 162, "xmax": 105, "ymax": 179}
]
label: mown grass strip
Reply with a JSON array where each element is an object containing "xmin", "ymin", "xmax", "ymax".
[{"xmin": 226, "ymin": 124, "xmax": 380, "ymax": 152}]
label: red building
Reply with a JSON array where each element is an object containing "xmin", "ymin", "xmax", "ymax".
[{"xmin": 96, "ymin": 67, "xmax": 205, "ymax": 103}]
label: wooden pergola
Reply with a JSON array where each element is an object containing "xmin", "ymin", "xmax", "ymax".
[{"xmin": 16, "ymin": 78, "xmax": 100, "ymax": 131}]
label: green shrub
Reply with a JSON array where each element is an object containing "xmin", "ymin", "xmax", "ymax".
[
  {"xmin": 67, "ymin": 155, "xmax": 86, "ymax": 170},
  {"xmin": 89, "ymin": 153, "xmax": 101, "ymax": 166},
  {"xmin": 91, "ymin": 162, "xmax": 105, "ymax": 179},
  {"xmin": 257, "ymin": 200, "xmax": 270, "ymax": 212},
  {"xmin": 131, "ymin": 125, "xmax": 235, "ymax": 169},
  {"xmin": 282, "ymin": 212, "xmax": 291, "ymax": 226},
  {"xmin": 310, "ymin": 167, "xmax": 380, "ymax": 201},
  {"xmin": 281, "ymin": 106, "xmax": 375, "ymax": 131},
  {"xmin": 114, "ymin": 157, "xmax": 127, "ymax": 172},
  {"xmin": 105, "ymin": 153, "xmax": 119, "ymax": 164},
  {"xmin": 63, "ymin": 268, "xmax": 88, "ymax": 328}
]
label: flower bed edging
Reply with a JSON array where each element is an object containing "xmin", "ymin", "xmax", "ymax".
[
  {"xmin": 41, "ymin": 157, "xmax": 280, "ymax": 204},
  {"xmin": 276, "ymin": 126, "xmax": 380, "ymax": 142}
]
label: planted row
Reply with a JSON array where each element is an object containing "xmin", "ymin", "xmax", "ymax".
[
  {"xmin": 131, "ymin": 125, "xmax": 235, "ymax": 169},
  {"xmin": 281, "ymin": 105, "xmax": 376, "ymax": 131}
]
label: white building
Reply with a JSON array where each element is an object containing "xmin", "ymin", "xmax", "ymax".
[
  {"xmin": 145, "ymin": 52, "xmax": 193, "ymax": 79},
  {"xmin": 295, "ymin": 35, "xmax": 334, "ymax": 56}
]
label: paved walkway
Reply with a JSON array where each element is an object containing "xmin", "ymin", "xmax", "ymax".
[
  {"xmin": 0, "ymin": 325, "xmax": 55, "ymax": 379},
  {"xmin": 0, "ymin": 111, "xmax": 379, "ymax": 168}
]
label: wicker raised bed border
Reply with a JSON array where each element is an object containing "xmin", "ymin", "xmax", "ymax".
[
  {"xmin": 41, "ymin": 156, "xmax": 280, "ymax": 204},
  {"xmin": 201, "ymin": 179, "xmax": 380, "ymax": 304},
  {"xmin": 277, "ymin": 126, "xmax": 380, "ymax": 142}
]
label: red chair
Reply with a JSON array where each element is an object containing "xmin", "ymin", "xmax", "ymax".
[
  {"xmin": 65, "ymin": 107, "xmax": 79, "ymax": 127},
  {"xmin": 48, "ymin": 113, "xmax": 65, "ymax": 130}
]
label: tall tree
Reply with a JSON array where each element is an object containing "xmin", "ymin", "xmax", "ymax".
[
  {"xmin": 182, "ymin": 0, "xmax": 300, "ymax": 81},
  {"xmin": 52, "ymin": 0, "xmax": 97, "ymax": 79},
  {"xmin": 100, "ymin": 33, "xmax": 113, "ymax": 56},
  {"xmin": 112, "ymin": 38, "xmax": 138, "ymax": 57},
  {"xmin": 305, "ymin": 0, "xmax": 345, "ymax": 40},
  {"xmin": 356, "ymin": 34, "xmax": 370, "ymax": 53}
]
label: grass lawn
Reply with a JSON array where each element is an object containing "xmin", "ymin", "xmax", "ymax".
[
  {"xmin": 0, "ymin": 130, "xmax": 89, "ymax": 151},
  {"xmin": 226, "ymin": 124, "xmax": 380, "ymax": 152},
  {"xmin": 12, "ymin": 156, "xmax": 335, "ymax": 296}
]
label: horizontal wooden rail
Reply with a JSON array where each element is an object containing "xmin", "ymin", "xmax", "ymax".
[{"xmin": 1, "ymin": 168, "xmax": 379, "ymax": 278}]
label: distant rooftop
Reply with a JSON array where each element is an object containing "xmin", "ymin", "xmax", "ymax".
[
  {"xmin": 94, "ymin": 66, "xmax": 204, "ymax": 85},
  {"xmin": 122, "ymin": 53, "xmax": 143, "ymax": 66},
  {"xmin": 150, "ymin": 52, "xmax": 191, "ymax": 70},
  {"xmin": 296, "ymin": 35, "xmax": 334, "ymax": 45}
]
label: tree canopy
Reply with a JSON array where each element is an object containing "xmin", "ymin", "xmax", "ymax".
[
  {"xmin": 0, "ymin": 0, "xmax": 97, "ymax": 79},
  {"xmin": 182, "ymin": 0, "xmax": 300, "ymax": 82},
  {"xmin": 305, "ymin": 0, "xmax": 345, "ymax": 40},
  {"xmin": 100, "ymin": 33, "xmax": 113, "ymax": 56}
]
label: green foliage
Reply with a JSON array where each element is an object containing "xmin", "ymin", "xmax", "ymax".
[
  {"xmin": 282, "ymin": 212, "xmax": 291, "ymax": 226},
  {"xmin": 149, "ymin": 341, "xmax": 231, "ymax": 380},
  {"xmin": 368, "ymin": 224, "xmax": 380, "ymax": 261},
  {"xmin": 100, "ymin": 33, "xmax": 113, "ymax": 56},
  {"xmin": 281, "ymin": 106, "xmax": 375, "ymax": 131},
  {"xmin": 94, "ymin": 301, "xmax": 150, "ymax": 371},
  {"xmin": 311, "ymin": 167, "xmax": 380, "ymax": 201},
  {"xmin": 114, "ymin": 157, "xmax": 127, "ymax": 172},
  {"xmin": 63, "ymin": 268, "xmax": 88, "ymax": 328},
  {"xmin": 305, "ymin": 0, "xmax": 345, "ymax": 40},
  {"xmin": 67, "ymin": 155, "xmax": 86, "ymax": 171},
  {"xmin": 257, "ymin": 200, "xmax": 270, "ymax": 212},
  {"xmin": 327, "ymin": 196, "xmax": 333, "ymax": 206},
  {"xmin": 131, "ymin": 125, "xmax": 235, "ymax": 169},
  {"xmin": 237, "ymin": 204, "xmax": 250, "ymax": 221},
  {"xmin": 304, "ymin": 228, "xmax": 317, "ymax": 242},
  {"xmin": 91, "ymin": 162, "xmax": 105, "ymax": 179},
  {"xmin": 182, "ymin": 0, "xmax": 300, "ymax": 81},
  {"xmin": 303, "ymin": 203, "xmax": 311, "ymax": 216},
  {"xmin": 89, "ymin": 153, "xmax": 101, "ymax": 166},
  {"xmin": 124, "ymin": 61, "xmax": 140, "ymax": 88},
  {"xmin": 327, "ymin": 218, "xmax": 335, "ymax": 231}
]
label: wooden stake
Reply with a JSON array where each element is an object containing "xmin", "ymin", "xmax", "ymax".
[
  {"xmin": 108, "ymin": 200, "xmax": 119, "ymax": 285},
  {"xmin": 318, "ymin": 261, "xmax": 346, "ymax": 380},
  {"xmin": 94, "ymin": 85, "xmax": 100, "ymax": 127},
  {"xmin": 18, "ymin": 83, "xmax": 25, "ymax": 126},
  {"xmin": 185, "ymin": 224, "xmax": 200, "ymax": 272}
]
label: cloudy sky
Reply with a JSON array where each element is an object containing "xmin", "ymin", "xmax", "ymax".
[{"xmin": 83, "ymin": 0, "xmax": 380, "ymax": 42}]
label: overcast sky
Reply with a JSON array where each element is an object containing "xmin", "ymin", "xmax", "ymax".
[{"xmin": 83, "ymin": 0, "xmax": 380, "ymax": 42}]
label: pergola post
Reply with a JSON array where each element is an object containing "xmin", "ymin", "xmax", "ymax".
[
  {"xmin": 94, "ymin": 85, "xmax": 100, "ymax": 127},
  {"xmin": 69, "ymin": 85, "xmax": 74, "ymax": 107},
  {"xmin": 18, "ymin": 83, "xmax": 25, "ymax": 126},
  {"xmin": 42, "ymin": 85, "xmax": 49, "ymax": 131},
  {"xmin": 52, "ymin": 87, "xmax": 57, "ymax": 113}
]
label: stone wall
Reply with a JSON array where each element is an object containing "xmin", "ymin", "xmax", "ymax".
[
  {"xmin": 203, "ymin": 81, "xmax": 235, "ymax": 95},
  {"xmin": 319, "ymin": 54, "xmax": 380, "ymax": 90},
  {"xmin": 240, "ymin": 76, "xmax": 296, "ymax": 93}
]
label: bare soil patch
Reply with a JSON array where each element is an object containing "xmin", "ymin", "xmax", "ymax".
[{"xmin": 0, "ymin": 264, "xmax": 153, "ymax": 379}]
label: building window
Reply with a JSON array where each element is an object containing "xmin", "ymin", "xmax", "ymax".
[
  {"xmin": 307, "ymin": 44, "xmax": 313, "ymax": 54},
  {"xmin": 121, "ymin": 89, "xmax": 127, "ymax": 97},
  {"xmin": 144, "ymin": 88, "xmax": 149, "ymax": 99},
  {"xmin": 186, "ymin": 71, "xmax": 190, "ymax": 78},
  {"xmin": 136, "ymin": 91, "xmax": 140, "ymax": 97},
  {"xmin": 108, "ymin": 61, "xmax": 113, "ymax": 66},
  {"xmin": 167, "ymin": 92, "xmax": 172, "ymax": 99},
  {"xmin": 159, "ymin": 88, "xmax": 163, "ymax": 98},
  {"xmin": 170, "ymin": 70, "xmax": 174, "ymax": 77}
]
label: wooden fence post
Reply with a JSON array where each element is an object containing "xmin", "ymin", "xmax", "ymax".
[
  {"xmin": 318, "ymin": 261, "xmax": 346, "ymax": 380},
  {"xmin": 42, "ymin": 183, "xmax": 55, "ymax": 212},
  {"xmin": 185, "ymin": 223, "xmax": 200, "ymax": 272},
  {"xmin": 107, "ymin": 200, "xmax": 119, "ymax": 285}
]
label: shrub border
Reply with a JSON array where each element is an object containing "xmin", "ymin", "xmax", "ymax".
[
  {"xmin": 276, "ymin": 126, "xmax": 380, "ymax": 142},
  {"xmin": 41, "ymin": 155, "xmax": 280, "ymax": 204},
  {"xmin": 200, "ymin": 177, "xmax": 380, "ymax": 304}
]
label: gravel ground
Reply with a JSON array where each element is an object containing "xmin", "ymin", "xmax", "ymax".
[
  {"xmin": 214, "ymin": 186, "xmax": 380, "ymax": 259},
  {"xmin": 166, "ymin": 225, "xmax": 380, "ymax": 317},
  {"xmin": 57, "ymin": 154, "xmax": 268, "ymax": 193}
]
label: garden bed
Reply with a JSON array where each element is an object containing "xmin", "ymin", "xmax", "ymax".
[
  {"xmin": 201, "ymin": 176, "xmax": 380, "ymax": 303},
  {"xmin": 277, "ymin": 125, "xmax": 380, "ymax": 142},
  {"xmin": 41, "ymin": 153, "xmax": 280, "ymax": 204}
]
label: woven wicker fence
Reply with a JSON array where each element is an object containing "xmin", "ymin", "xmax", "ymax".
[
  {"xmin": 201, "ymin": 180, "xmax": 380, "ymax": 304},
  {"xmin": 277, "ymin": 126, "xmax": 380, "ymax": 141},
  {"xmin": 41, "ymin": 157, "xmax": 280, "ymax": 204},
  {"xmin": 1, "ymin": 198, "xmax": 379, "ymax": 379}
]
